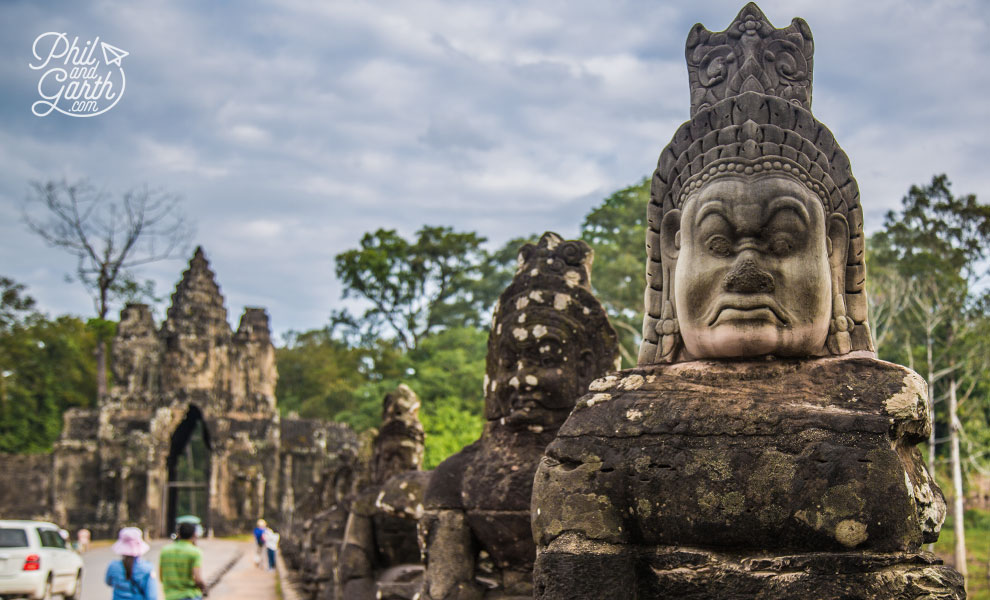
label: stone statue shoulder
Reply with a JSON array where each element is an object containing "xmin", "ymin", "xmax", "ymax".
[
  {"xmin": 423, "ymin": 439, "xmax": 482, "ymax": 511},
  {"xmin": 375, "ymin": 470, "xmax": 431, "ymax": 520}
]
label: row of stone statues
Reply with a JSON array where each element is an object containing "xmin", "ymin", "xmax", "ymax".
[
  {"xmin": 285, "ymin": 4, "xmax": 966, "ymax": 599},
  {"xmin": 282, "ymin": 230, "xmax": 621, "ymax": 599}
]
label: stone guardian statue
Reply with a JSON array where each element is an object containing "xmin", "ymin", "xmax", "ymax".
[
  {"xmin": 337, "ymin": 384, "xmax": 430, "ymax": 600},
  {"xmin": 531, "ymin": 4, "xmax": 966, "ymax": 599},
  {"xmin": 419, "ymin": 232, "xmax": 619, "ymax": 599}
]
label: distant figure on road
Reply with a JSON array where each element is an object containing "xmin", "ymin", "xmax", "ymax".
[
  {"xmin": 252, "ymin": 519, "xmax": 267, "ymax": 568},
  {"xmin": 77, "ymin": 528, "xmax": 91, "ymax": 553},
  {"xmin": 160, "ymin": 522, "xmax": 208, "ymax": 599},
  {"xmin": 105, "ymin": 527, "xmax": 158, "ymax": 600},
  {"xmin": 262, "ymin": 526, "xmax": 279, "ymax": 572}
]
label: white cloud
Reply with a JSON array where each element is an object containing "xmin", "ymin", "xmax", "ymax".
[
  {"xmin": 138, "ymin": 139, "xmax": 229, "ymax": 178},
  {"xmin": 226, "ymin": 124, "xmax": 270, "ymax": 144}
]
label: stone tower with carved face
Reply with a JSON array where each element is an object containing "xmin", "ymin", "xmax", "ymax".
[{"xmin": 50, "ymin": 247, "xmax": 357, "ymax": 538}]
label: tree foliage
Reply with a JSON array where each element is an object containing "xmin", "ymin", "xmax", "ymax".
[
  {"xmin": 0, "ymin": 278, "xmax": 98, "ymax": 453},
  {"xmin": 0, "ymin": 277, "xmax": 37, "ymax": 330},
  {"xmin": 275, "ymin": 327, "xmax": 370, "ymax": 421},
  {"xmin": 334, "ymin": 226, "xmax": 488, "ymax": 350},
  {"xmin": 581, "ymin": 178, "xmax": 648, "ymax": 366}
]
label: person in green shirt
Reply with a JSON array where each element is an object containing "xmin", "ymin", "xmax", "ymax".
[{"xmin": 159, "ymin": 522, "xmax": 208, "ymax": 599}]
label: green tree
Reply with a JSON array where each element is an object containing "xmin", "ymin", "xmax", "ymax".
[
  {"xmin": 275, "ymin": 326, "xmax": 370, "ymax": 421},
  {"xmin": 0, "ymin": 280, "xmax": 98, "ymax": 452},
  {"xmin": 0, "ymin": 277, "xmax": 37, "ymax": 329},
  {"xmin": 581, "ymin": 178, "xmax": 649, "ymax": 366},
  {"xmin": 334, "ymin": 226, "xmax": 488, "ymax": 351}
]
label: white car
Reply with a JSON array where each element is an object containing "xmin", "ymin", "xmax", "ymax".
[{"xmin": 0, "ymin": 520, "xmax": 82, "ymax": 600}]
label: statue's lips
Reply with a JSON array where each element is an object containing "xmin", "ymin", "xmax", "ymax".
[{"xmin": 709, "ymin": 298, "xmax": 788, "ymax": 326}]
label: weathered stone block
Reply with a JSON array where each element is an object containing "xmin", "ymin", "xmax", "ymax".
[{"xmin": 532, "ymin": 355, "xmax": 962, "ymax": 598}]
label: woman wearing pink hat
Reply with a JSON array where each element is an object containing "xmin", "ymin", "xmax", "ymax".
[{"xmin": 105, "ymin": 527, "xmax": 159, "ymax": 599}]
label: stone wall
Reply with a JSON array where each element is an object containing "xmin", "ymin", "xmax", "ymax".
[{"xmin": 0, "ymin": 453, "xmax": 53, "ymax": 521}]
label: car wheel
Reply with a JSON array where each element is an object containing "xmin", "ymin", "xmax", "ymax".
[
  {"xmin": 64, "ymin": 570, "xmax": 82, "ymax": 600},
  {"xmin": 33, "ymin": 575, "xmax": 52, "ymax": 600}
]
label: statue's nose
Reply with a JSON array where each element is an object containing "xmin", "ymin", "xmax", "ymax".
[{"xmin": 723, "ymin": 258, "xmax": 775, "ymax": 293}]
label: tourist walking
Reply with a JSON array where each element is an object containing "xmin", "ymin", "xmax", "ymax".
[
  {"xmin": 252, "ymin": 519, "xmax": 267, "ymax": 568},
  {"xmin": 105, "ymin": 527, "xmax": 158, "ymax": 600},
  {"xmin": 262, "ymin": 526, "xmax": 279, "ymax": 571},
  {"xmin": 160, "ymin": 521, "xmax": 208, "ymax": 599},
  {"xmin": 77, "ymin": 528, "xmax": 91, "ymax": 553}
]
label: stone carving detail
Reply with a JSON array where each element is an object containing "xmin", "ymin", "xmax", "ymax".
[
  {"xmin": 338, "ymin": 384, "xmax": 429, "ymax": 600},
  {"xmin": 533, "ymin": 5, "xmax": 964, "ymax": 599},
  {"xmin": 687, "ymin": 2, "xmax": 814, "ymax": 116},
  {"xmin": 419, "ymin": 232, "xmax": 619, "ymax": 599}
]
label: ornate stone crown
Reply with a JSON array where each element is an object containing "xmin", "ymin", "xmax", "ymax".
[
  {"xmin": 491, "ymin": 232, "xmax": 606, "ymax": 341},
  {"xmin": 687, "ymin": 3, "xmax": 814, "ymax": 116}
]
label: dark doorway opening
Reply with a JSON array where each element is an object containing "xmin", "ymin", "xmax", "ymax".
[{"xmin": 165, "ymin": 405, "xmax": 212, "ymax": 536}]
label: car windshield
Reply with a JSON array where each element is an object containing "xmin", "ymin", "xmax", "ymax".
[{"xmin": 0, "ymin": 528, "xmax": 28, "ymax": 548}]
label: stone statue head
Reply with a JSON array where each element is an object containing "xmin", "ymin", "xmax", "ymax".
[
  {"xmin": 638, "ymin": 3, "xmax": 874, "ymax": 364},
  {"xmin": 485, "ymin": 232, "xmax": 619, "ymax": 430},
  {"xmin": 372, "ymin": 383, "xmax": 424, "ymax": 484}
]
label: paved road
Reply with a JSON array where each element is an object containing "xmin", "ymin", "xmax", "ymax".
[{"xmin": 78, "ymin": 539, "xmax": 244, "ymax": 600}]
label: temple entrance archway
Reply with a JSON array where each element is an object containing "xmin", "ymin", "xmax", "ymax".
[{"xmin": 164, "ymin": 405, "xmax": 212, "ymax": 535}]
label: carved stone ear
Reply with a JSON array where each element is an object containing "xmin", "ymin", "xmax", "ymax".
[
  {"xmin": 826, "ymin": 213, "xmax": 849, "ymax": 288},
  {"xmin": 661, "ymin": 209, "xmax": 682, "ymax": 262},
  {"xmin": 578, "ymin": 349, "xmax": 593, "ymax": 380}
]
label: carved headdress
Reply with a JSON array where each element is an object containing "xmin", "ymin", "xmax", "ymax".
[
  {"xmin": 372, "ymin": 383, "xmax": 424, "ymax": 484},
  {"xmin": 486, "ymin": 232, "xmax": 619, "ymax": 419},
  {"xmin": 639, "ymin": 3, "xmax": 874, "ymax": 365}
]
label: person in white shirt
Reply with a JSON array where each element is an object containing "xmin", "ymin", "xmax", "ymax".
[{"xmin": 262, "ymin": 527, "xmax": 279, "ymax": 572}]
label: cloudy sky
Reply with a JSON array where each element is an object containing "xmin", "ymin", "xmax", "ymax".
[{"xmin": 2, "ymin": 0, "xmax": 988, "ymax": 340}]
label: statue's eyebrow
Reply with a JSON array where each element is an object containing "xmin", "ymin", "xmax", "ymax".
[
  {"xmin": 766, "ymin": 196, "xmax": 810, "ymax": 227},
  {"xmin": 695, "ymin": 199, "xmax": 728, "ymax": 226}
]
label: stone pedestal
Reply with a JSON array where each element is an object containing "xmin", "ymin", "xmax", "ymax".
[{"xmin": 532, "ymin": 354, "xmax": 965, "ymax": 599}]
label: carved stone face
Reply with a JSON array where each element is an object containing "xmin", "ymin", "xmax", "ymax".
[
  {"xmin": 486, "ymin": 309, "xmax": 592, "ymax": 429},
  {"xmin": 664, "ymin": 173, "xmax": 847, "ymax": 358}
]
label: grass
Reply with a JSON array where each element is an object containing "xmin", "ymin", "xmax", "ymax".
[{"xmin": 933, "ymin": 508, "xmax": 990, "ymax": 600}]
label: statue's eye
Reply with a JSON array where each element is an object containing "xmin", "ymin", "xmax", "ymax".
[
  {"xmin": 537, "ymin": 341, "xmax": 563, "ymax": 368},
  {"xmin": 706, "ymin": 235, "xmax": 733, "ymax": 257},
  {"xmin": 769, "ymin": 235, "xmax": 794, "ymax": 256},
  {"xmin": 500, "ymin": 345, "xmax": 517, "ymax": 367}
]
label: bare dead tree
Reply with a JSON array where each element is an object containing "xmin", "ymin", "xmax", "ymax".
[{"xmin": 23, "ymin": 179, "xmax": 192, "ymax": 402}]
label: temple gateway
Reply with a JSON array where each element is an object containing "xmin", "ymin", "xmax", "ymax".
[{"xmin": 0, "ymin": 247, "xmax": 357, "ymax": 538}]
